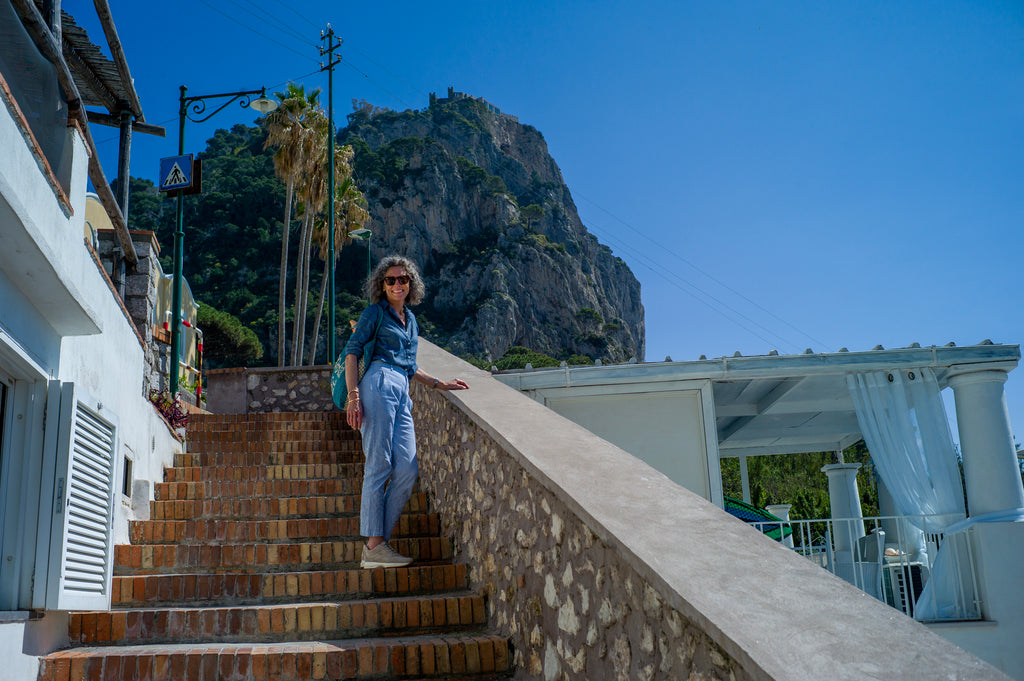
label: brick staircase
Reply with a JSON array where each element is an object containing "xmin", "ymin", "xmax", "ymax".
[{"xmin": 38, "ymin": 412, "xmax": 511, "ymax": 680}]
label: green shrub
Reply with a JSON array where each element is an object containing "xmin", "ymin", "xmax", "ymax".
[
  {"xmin": 575, "ymin": 307, "xmax": 603, "ymax": 324},
  {"xmin": 495, "ymin": 346, "xmax": 560, "ymax": 370},
  {"xmin": 197, "ymin": 303, "xmax": 264, "ymax": 368}
]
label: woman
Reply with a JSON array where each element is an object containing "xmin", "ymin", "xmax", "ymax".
[{"xmin": 343, "ymin": 255, "xmax": 469, "ymax": 568}]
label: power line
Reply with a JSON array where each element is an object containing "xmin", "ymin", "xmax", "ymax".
[
  {"xmin": 195, "ymin": 0, "xmax": 319, "ymax": 63},
  {"xmin": 94, "ymin": 69, "xmax": 323, "ymax": 147},
  {"xmin": 577, "ymin": 193, "xmax": 831, "ymax": 350},
  {"xmin": 229, "ymin": 0, "xmax": 316, "ymax": 46},
  {"xmin": 341, "ymin": 43, "xmax": 431, "ymax": 103},
  {"xmin": 585, "ymin": 219, "xmax": 803, "ymax": 352},
  {"xmin": 265, "ymin": 0, "xmax": 321, "ymax": 30}
]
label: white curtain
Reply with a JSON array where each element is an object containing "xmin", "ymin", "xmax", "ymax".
[
  {"xmin": 847, "ymin": 368, "xmax": 972, "ymax": 619},
  {"xmin": 846, "ymin": 368, "xmax": 965, "ymax": 532}
]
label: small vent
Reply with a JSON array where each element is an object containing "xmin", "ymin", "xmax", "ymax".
[
  {"xmin": 122, "ymin": 453, "xmax": 133, "ymax": 498},
  {"xmin": 62, "ymin": 404, "xmax": 115, "ymax": 594}
]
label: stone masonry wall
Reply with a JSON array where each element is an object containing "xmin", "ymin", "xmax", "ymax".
[
  {"xmin": 204, "ymin": 366, "xmax": 336, "ymax": 414},
  {"xmin": 411, "ymin": 382, "xmax": 749, "ymax": 681},
  {"xmin": 246, "ymin": 366, "xmax": 334, "ymax": 413}
]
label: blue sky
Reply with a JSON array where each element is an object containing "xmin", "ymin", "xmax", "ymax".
[{"xmin": 76, "ymin": 1, "xmax": 1024, "ymax": 440}]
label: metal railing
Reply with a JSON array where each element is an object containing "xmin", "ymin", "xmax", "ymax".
[{"xmin": 750, "ymin": 514, "xmax": 982, "ymax": 622}]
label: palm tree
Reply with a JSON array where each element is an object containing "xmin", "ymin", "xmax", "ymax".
[
  {"xmin": 264, "ymin": 83, "xmax": 321, "ymax": 366},
  {"xmin": 290, "ymin": 106, "xmax": 329, "ymax": 366},
  {"xmin": 307, "ymin": 146, "xmax": 369, "ymax": 364}
]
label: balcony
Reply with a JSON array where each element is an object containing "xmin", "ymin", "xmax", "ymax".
[{"xmin": 750, "ymin": 513, "xmax": 982, "ymax": 622}]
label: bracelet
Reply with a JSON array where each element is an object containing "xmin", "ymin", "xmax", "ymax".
[
  {"xmin": 432, "ymin": 377, "xmax": 438, "ymax": 389},
  {"xmin": 346, "ymin": 395, "xmax": 360, "ymax": 404}
]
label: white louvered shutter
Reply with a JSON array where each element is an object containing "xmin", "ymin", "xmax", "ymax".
[{"xmin": 44, "ymin": 382, "xmax": 119, "ymax": 611}]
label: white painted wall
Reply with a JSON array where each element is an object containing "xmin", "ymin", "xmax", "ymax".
[
  {"xmin": 532, "ymin": 381, "xmax": 723, "ymax": 505},
  {"xmin": 929, "ymin": 522, "xmax": 1024, "ymax": 680},
  {"xmin": 1, "ymin": 76, "xmax": 181, "ymax": 680}
]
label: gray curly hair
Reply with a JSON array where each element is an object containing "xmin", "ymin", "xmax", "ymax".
[{"xmin": 365, "ymin": 254, "xmax": 425, "ymax": 305}]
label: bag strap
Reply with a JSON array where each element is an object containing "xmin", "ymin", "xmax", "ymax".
[{"xmin": 371, "ymin": 302, "xmax": 385, "ymax": 339}]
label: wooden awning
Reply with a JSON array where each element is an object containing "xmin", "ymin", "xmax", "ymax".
[{"xmin": 14, "ymin": 0, "xmax": 166, "ymax": 268}]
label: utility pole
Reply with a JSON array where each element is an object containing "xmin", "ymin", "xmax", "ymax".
[{"xmin": 320, "ymin": 25, "xmax": 342, "ymax": 363}]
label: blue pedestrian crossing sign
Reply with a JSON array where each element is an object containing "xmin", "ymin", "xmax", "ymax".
[{"xmin": 159, "ymin": 154, "xmax": 193, "ymax": 192}]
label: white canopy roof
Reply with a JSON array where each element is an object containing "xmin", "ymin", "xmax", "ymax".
[{"xmin": 495, "ymin": 343, "xmax": 1020, "ymax": 458}]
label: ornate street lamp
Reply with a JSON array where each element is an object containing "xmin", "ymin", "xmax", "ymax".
[{"xmin": 169, "ymin": 86, "xmax": 277, "ymax": 397}]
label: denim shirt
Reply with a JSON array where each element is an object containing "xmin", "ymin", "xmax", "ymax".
[{"xmin": 343, "ymin": 301, "xmax": 419, "ymax": 377}]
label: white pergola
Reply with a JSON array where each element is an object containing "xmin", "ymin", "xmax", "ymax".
[{"xmin": 497, "ymin": 342, "xmax": 1022, "ymax": 516}]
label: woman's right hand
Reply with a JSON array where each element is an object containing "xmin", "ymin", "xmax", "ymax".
[{"xmin": 346, "ymin": 393, "xmax": 363, "ymax": 430}]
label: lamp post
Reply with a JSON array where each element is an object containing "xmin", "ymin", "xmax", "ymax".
[
  {"xmin": 349, "ymin": 228, "xmax": 372, "ymax": 282},
  {"xmin": 169, "ymin": 86, "xmax": 277, "ymax": 397}
]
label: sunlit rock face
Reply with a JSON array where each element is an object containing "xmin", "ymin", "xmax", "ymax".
[{"xmin": 341, "ymin": 95, "xmax": 644, "ymax": 363}]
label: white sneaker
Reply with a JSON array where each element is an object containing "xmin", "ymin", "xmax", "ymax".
[{"xmin": 360, "ymin": 542, "xmax": 412, "ymax": 569}]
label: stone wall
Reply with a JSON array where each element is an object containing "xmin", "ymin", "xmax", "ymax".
[
  {"xmin": 205, "ymin": 365, "xmax": 335, "ymax": 413},
  {"xmin": 412, "ymin": 380, "xmax": 745, "ymax": 681}
]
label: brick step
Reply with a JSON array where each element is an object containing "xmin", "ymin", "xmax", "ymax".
[
  {"xmin": 69, "ymin": 592, "xmax": 487, "ymax": 646},
  {"xmin": 184, "ymin": 432, "xmax": 359, "ymax": 448},
  {"xmin": 113, "ymin": 537, "xmax": 453, "ymax": 575},
  {"xmin": 188, "ymin": 412, "xmax": 348, "ymax": 427},
  {"xmin": 153, "ymin": 477, "xmax": 365, "ymax": 501},
  {"xmin": 39, "ymin": 633, "xmax": 511, "ymax": 680},
  {"xmin": 185, "ymin": 420, "xmax": 355, "ymax": 441},
  {"xmin": 129, "ymin": 513, "xmax": 441, "ymax": 545},
  {"xmin": 173, "ymin": 450, "xmax": 363, "ymax": 468},
  {"xmin": 148, "ymin": 492, "xmax": 429, "ymax": 522},
  {"xmin": 186, "ymin": 414, "xmax": 349, "ymax": 432},
  {"xmin": 113, "ymin": 564, "xmax": 469, "ymax": 607},
  {"xmin": 163, "ymin": 462, "xmax": 365, "ymax": 483}
]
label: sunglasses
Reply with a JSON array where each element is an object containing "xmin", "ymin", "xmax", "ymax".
[{"xmin": 384, "ymin": 275, "xmax": 411, "ymax": 286}]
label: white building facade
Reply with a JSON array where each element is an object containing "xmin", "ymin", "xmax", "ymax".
[
  {"xmin": 497, "ymin": 345, "xmax": 1024, "ymax": 679},
  {"xmin": 1, "ymin": 3, "xmax": 181, "ymax": 678}
]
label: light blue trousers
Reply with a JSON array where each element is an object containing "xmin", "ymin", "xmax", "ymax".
[{"xmin": 358, "ymin": 362, "xmax": 418, "ymax": 540}]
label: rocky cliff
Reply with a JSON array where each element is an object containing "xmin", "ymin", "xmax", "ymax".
[{"xmin": 340, "ymin": 92, "xmax": 645, "ymax": 363}]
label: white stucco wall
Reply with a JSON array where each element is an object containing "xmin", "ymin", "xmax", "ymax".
[
  {"xmin": 1, "ymin": 82, "xmax": 181, "ymax": 680},
  {"xmin": 522, "ymin": 379, "xmax": 724, "ymax": 505},
  {"xmin": 928, "ymin": 522, "xmax": 1024, "ymax": 680}
]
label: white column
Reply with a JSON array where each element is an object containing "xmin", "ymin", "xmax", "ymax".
[
  {"xmin": 947, "ymin": 370, "xmax": 1024, "ymax": 516},
  {"xmin": 739, "ymin": 455, "xmax": 751, "ymax": 504},
  {"xmin": 822, "ymin": 463, "xmax": 865, "ymax": 553},
  {"xmin": 766, "ymin": 503, "xmax": 794, "ymax": 548}
]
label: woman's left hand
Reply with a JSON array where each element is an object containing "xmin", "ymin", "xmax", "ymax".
[{"xmin": 438, "ymin": 378, "xmax": 469, "ymax": 391}]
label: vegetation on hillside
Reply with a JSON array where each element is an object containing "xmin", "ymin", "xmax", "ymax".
[
  {"xmin": 720, "ymin": 441, "xmax": 879, "ymax": 520},
  {"xmin": 130, "ymin": 94, "xmax": 642, "ymax": 369},
  {"xmin": 127, "ymin": 125, "xmax": 371, "ymax": 368}
]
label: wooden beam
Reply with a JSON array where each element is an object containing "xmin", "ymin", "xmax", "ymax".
[
  {"xmin": 717, "ymin": 377, "xmax": 806, "ymax": 444},
  {"xmin": 76, "ymin": 101, "xmax": 138, "ymax": 266},
  {"xmin": 9, "ymin": 0, "xmax": 138, "ymax": 267},
  {"xmin": 62, "ymin": 34, "xmax": 118, "ymax": 111},
  {"xmin": 755, "ymin": 377, "xmax": 805, "ymax": 414},
  {"xmin": 91, "ymin": 0, "xmax": 145, "ymax": 120},
  {"xmin": 86, "ymin": 110, "xmax": 165, "ymax": 137}
]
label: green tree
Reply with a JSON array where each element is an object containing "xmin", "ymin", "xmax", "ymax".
[
  {"xmin": 520, "ymin": 203, "xmax": 545, "ymax": 231},
  {"xmin": 290, "ymin": 104, "xmax": 329, "ymax": 365},
  {"xmin": 719, "ymin": 444, "xmax": 878, "ymax": 521},
  {"xmin": 197, "ymin": 303, "xmax": 264, "ymax": 368},
  {"xmin": 307, "ymin": 147, "xmax": 369, "ymax": 364},
  {"xmin": 264, "ymin": 83, "xmax": 321, "ymax": 366}
]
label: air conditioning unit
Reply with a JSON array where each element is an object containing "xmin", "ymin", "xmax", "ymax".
[{"xmin": 884, "ymin": 563, "xmax": 928, "ymax": 617}]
